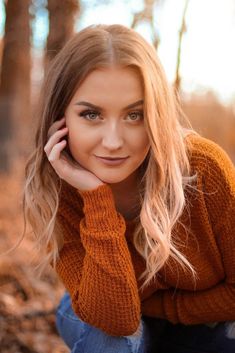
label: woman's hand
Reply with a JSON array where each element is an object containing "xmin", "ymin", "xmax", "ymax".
[{"xmin": 44, "ymin": 117, "xmax": 105, "ymax": 191}]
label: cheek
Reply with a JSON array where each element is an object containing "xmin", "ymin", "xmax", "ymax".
[
  {"xmin": 133, "ymin": 130, "xmax": 150, "ymax": 154},
  {"xmin": 68, "ymin": 123, "xmax": 96, "ymax": 150},
  {"xmin": 68, "ymin": 128, "xmax": 90, "ymax": 156}
]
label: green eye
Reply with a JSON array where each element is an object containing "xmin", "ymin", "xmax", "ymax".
[
  {"xmin": 128, "ymin": 111, "xmax": 144, "ymax": 121},
  {"xmin": 79, "ymin": 110, "xmax": 100, "ymax": 120}
]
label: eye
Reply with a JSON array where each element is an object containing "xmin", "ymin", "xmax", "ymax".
[
  {"xmin": 127, "ymin": 111, "xmax": 144, "ymax": 121},
  {"xmin": 79, "ymin": 110, "xmax": 100, "ymax": 121}
]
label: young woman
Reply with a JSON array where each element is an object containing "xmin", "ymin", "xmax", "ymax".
[{"xmin": 23, "ymin": 24, "xmax": 235, "ymax": 353}]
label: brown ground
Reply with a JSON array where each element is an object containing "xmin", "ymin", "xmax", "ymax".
[{"xmin": 0, "ymin": 158, "xmax": 69, "ymax": 353}]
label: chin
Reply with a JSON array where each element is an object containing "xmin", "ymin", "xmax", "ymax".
[
  {"xmin": 96, "ymin": 173, "xmax": 128, "ymax": 185},
  {"xmin": 99, "ymin": 177, "xmax": 126, "ymax": 185}
]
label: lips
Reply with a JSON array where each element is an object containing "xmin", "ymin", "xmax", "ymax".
[
  {"xmin": 95, "ymin": 155, "xmax": 129, "ymax": 166},
  {"xmin": 98, "ymin": 156, "xmax": 128, "ymax": 160}
]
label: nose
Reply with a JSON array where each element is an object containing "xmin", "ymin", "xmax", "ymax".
[{"xmin": 101, "ymin": 122, "xmax": 124, "ymax": 150}]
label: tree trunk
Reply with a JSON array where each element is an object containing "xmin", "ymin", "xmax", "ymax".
[
  {"xmin": 174, "ymin": 0, "xmax": 190, "ymax": 92},
  {"xmin": 0, "ymin": 0, "xmax": 31, "ymax": 173},
  {"xmin": 131, "ymin": 0, "xmax": 160, "ymax": 50},
  {"xmin": 45, "ymin": 0, "xmax": 80, "ymax": 66}
]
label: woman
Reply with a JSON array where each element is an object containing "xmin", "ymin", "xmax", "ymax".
[{"xmin": 23, "ymin": 24, "xmax": 235, "ymax": 352}]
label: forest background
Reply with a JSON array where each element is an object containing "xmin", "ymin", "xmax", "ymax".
[{"xmin": 0, "ymin": 0, "xmax": 235, "ymax": 352}]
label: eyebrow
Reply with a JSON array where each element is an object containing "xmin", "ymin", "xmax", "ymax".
[{"xmin": 74, "ymin": 100, "xmax": 144, "ymax": 110}]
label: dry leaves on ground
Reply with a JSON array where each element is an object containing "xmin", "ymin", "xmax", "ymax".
[{"xmin": 0, "ymin": 158, "xmax": 69, "ymax": 353}]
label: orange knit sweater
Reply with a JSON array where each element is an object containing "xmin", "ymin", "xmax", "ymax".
[{"xmin": 54, "ymin": 135, "xmax": 235, "ymax": 336}]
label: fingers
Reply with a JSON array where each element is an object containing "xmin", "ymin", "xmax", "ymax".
[
  {"xmin": 47, "ymin": 117, "xmax": 66, "ymax": 139},
  {"xmin": 44, "ymin": 126, "xmax": 68, "ymax": 156},
  {"xmin": 44, "ymin": 117, "xmax": 70, "ymax": 177},
  {"xmin": 48, "ymin": 140, "xmax": 67, "ymax": 163}
]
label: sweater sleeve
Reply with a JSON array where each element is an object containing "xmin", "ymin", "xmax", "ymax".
[
  {"xmin": 142, "ymin": 137, "xmax": 235, "ymax": 324},
  {"xmin": 54, "ymin": 183, "xmax": 140, "ymax": 336}
]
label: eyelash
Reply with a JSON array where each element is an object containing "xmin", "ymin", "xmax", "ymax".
[{"xmin": 79, "ymin": 109, "xmax": 144, "ymax": 122}]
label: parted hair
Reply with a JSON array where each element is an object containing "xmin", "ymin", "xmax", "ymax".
[{"xmin": 22, "ymin": 24, "xmax": 196, "ymax": 289}]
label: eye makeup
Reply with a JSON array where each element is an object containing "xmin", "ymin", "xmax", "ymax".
[{"xmin": 78, "ymin": 109, "xmax": 144, "ymax": 122}]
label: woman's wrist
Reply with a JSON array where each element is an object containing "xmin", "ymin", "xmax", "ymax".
[{"xmin": 77, "ymin": 184, "xmax": 124, "ymax": 231}]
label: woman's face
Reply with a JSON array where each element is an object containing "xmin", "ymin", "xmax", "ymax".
[{"xmin": 65, "ymin": 66, "xmax": 150, "ymax": 185}]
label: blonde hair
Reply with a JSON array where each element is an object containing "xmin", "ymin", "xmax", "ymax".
[{"xmin": 23, "ymin": 24, "xmax": 197, "ymax": 289}]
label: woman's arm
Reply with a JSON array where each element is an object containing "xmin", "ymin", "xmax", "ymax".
[
  {"xmin": 55, "ymin": 183, "xmax": 140, "ymax": 336},
  {"xmin": 142, "ymin": 136, "xmax": 235, "ymax": 324},
  {"xmin": 142, "ymin": 279, "xmax": 235, "ymax": 324}
]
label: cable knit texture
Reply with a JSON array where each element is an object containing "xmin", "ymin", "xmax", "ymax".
[{"xmin": 54, "ymin": 135, "xmax": 235, "ymax": 336}]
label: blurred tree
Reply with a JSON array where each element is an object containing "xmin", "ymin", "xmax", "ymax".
[
  {"xmin": 131, "ymin": 0, "xmax": 190, "ymax": 94},
  {"xmin": 0, "ymin": 0, "xmax": 31, "ymax": 173},
  {"xmin": 174, "ymin": 0, "xmax": 190, "ymax": 91},
  {"xmin": 131, "ymin": 0, "xmax": 162, "ymax": 49},
  {"xmin": 45, "ymin": 0, "xmax": 80, "ymax": 66}
]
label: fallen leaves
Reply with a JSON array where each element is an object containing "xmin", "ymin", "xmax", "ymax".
[{"xmin": 0, "ymin": 158, "xmax": 69, "ymax": 353}]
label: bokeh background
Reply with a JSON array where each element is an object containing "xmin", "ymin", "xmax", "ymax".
[{"xmin": 0, "ymin": 0, "xmax": 235, "ymax": 352}]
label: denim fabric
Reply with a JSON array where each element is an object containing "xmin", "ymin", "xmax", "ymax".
[
  {"xmin": 55, "ymin": 291, "xmax": 152, "ymax": 353},
  {"xmin": 56, "ymin": 291, "xmax": 235, "ymax": 353}
]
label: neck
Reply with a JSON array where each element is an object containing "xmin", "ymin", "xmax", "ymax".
[
  {"xmin": 108, "ymin": 170, "xmax": 139, "ymax": 194},
  {"xmin": 108, "ymin": 171, "xmax": 142, "ymax": 220}
]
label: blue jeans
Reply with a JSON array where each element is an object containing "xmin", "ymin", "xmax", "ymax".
[
  {"xmin": 55, "ymin": 292, "xmax": 157, "ymax": 353},
  {"xmin": 56, "ymin": 291, "xmax": 235, "ymax": 353}
]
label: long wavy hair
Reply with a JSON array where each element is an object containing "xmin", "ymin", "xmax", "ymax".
[{"xmin": 22, "ymin": 24, "xmax": 197, "ymax": 289}]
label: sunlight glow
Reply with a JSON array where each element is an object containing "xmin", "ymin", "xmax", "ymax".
[{"xmin": 0, "ymin": 0, "xmax": 234, "ymax": 103}]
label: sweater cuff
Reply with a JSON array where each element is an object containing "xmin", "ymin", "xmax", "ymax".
[{"xmin": 77, "ymin": 184, "xmax": 122, "ymax": 230}]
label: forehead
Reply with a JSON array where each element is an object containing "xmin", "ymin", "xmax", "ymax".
[{"xmin": 73, "ymin": 67, "xmax": 143, "ymax": 98}]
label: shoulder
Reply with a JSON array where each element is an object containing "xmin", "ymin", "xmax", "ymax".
[
  {"xmin": 186, "ymin": 133, "xmax": 235, "ymax": 179},
  {"xmin": 185, "ymin": 134, "xmax": 235, "ymax": 213}
]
